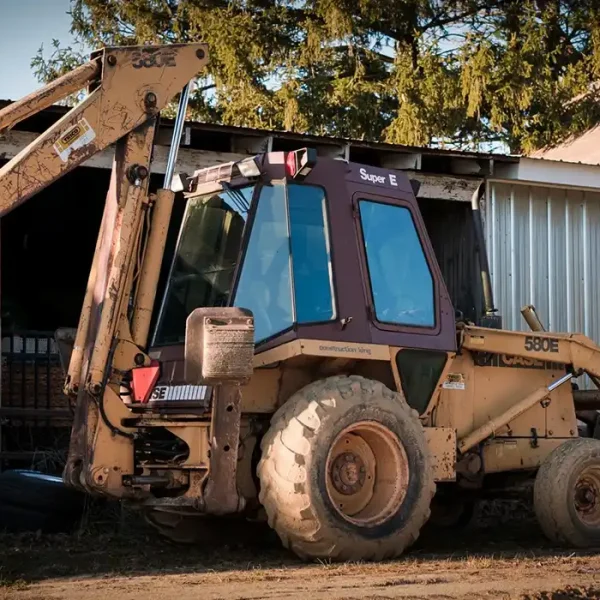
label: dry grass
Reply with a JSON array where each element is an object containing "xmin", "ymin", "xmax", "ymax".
[{"xmin": 1, "ymin": 498, "xmax": 599, "ymax": 600}]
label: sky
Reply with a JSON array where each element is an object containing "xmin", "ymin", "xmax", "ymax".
[{"xmin": 0, "ymin": 0, "xmax": 82, "ymax": 100}]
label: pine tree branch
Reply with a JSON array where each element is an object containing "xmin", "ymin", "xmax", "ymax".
[{"xmin": 419, "ymin": 2, "xmax": 506, "ymax": 34}]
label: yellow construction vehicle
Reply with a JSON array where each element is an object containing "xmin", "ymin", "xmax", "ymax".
[{"xmin": 2, "ymin": 42, "xmax": 600, "ymax": 562}]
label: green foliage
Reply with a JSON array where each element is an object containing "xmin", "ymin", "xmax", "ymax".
[
  {"xmin": 31, "ymin": 39, "xmax": 87, "ymax": 106},
  {"xmin": 32, "ymin": 0, "xmax": 600, "ymax": 153}
]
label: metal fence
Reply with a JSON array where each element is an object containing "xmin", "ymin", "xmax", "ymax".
[{"xmin": 0, "ymin": 331, "xmax": 72, "ymax": 473}]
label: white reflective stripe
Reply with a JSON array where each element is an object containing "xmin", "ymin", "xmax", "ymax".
[{"xmin": 149, "ymin": 385, "xmax": 212, "ymax": 401}]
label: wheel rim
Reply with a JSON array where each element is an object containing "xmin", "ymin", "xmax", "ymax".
[
  {"xmin": 325, "ymin": 421, "xmax": 409, "ymax": 527},
  {"xmin": 573, "ymin": 465, "xmax": 600, "ymax": 527}
]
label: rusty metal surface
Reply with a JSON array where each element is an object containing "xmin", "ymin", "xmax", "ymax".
[
  {"xmin": 85, "ymin": 120, "xmax": 156, "ymax": 393},
  {"xmin": 65, "ymin": 121, "xmax": 157, "ymax": 494},
  {"xmin": 64, "ymin": 187, "xmax": 112, "ymax": 397},
  {"xmin": 424, "ymin": 427, "xmax": 456, "ymax": 482},
  {"xmin": 0, "ymin": 59, "xmax": 101, "ymax": 133},
  {"xmin": 0, "ymin": 43, "xmax": 209, "ymax": 217},
  {"xmin": 203, "ymin": 384, "xmax": 245, "ymax": 514}
]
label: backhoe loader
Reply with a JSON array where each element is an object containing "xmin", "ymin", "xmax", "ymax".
[{"xmin": 2, "ymin": 42, "xmax": 600, "ymax": 562}]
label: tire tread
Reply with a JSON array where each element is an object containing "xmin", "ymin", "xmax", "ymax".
[{"xmin": 258, "ymin": 375, "xmax": 436, "ymax": 562}]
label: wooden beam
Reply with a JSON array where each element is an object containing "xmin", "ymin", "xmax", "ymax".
[
  {"xmin": 406, "ymin": 171, "xmax": 482, "ymax": 202},
  {"xmin": 0, "ymin": 407, "xmax": 72, "ymax": 419},
  {"xmin": 1, "ymin": 130, "xmax": 246, "ymax": 175},
  {"xmin": 380, "ymin": 152, "xmax": 422, "ymax": 170}
]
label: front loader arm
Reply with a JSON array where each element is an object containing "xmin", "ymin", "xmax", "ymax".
[
  {"xmin": 453, "ymin": 325, "xmax": 600, "ymax": 453},
  {"xmin": 0, "ymin": 43, "xmax": 209, "ymax": 216},
  {"xmin": 461, "ymin": 326, "xmax": 600, "ymax": 381}
]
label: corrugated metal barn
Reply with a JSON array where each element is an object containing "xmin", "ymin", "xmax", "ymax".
[{"xmin": 488, "ymin": 151, "xmax": 600, "ymax": 387}]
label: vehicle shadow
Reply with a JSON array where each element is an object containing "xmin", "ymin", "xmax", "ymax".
[{"xmin": 1, "ymin": 500, "xmax": 597, "ymax": 586}]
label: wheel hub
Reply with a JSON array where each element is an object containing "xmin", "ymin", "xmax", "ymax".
[
  {"xmin": 571, "ymin": 463, "xmax": 600, "ymax": 530},
  {"xmin": 575, "ymin": 479, "xmax": 598, "ymax": 513},
  {"xmin": 331, "ymin": 452, "xmax": 366, "ymax": 495},
  {"xmin": 325, "ymin": 422, "xmax": 409, "ymax": 526}
]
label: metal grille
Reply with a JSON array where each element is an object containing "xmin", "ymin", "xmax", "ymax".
[{"xmin": 0, "ymin": 331, "xmax": 72, "ymax": 473}]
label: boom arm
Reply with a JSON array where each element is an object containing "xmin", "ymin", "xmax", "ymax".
[
  {"xmin": 0, "ymin": 43, "xmax": 209, "ymax": 216},
  {"xmin": 0, "ymin": 43, "xmax": 210, "ymax": 495}
]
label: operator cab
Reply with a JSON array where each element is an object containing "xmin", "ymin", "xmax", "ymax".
[{"xmin": 144, "ymin": 150, "xmax": 456, "ymax": 407}]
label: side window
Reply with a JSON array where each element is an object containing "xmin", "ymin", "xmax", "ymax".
[
  {"xmin": 359, "ymin": 200, "xmax": 435, "ymax": 327},
  {"xmin": 234, "ymin": 185, "xmax": 294, "ymax": 342},
  {"xmin": 288, "ymin": 184, "xmax": 335, "ymax": 324}
]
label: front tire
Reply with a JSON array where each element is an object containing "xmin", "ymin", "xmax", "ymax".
[
  {"xmin": 257, "ymin": 375, "xmax": 436, "ymax": 562},
  {"xmin": 534, "ymin": 438, "xmax": 600, "ymax": 547}
]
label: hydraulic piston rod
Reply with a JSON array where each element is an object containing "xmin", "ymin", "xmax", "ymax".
[
  {"xmin": 131, "ymin": 81, "xmax": 193, "ymax": 346},
  {"xmin": 164, "ymin": 81, "xmax": 192, "ymax": 190},
  {"xmin": 458, "ymin": 372, "xmax": 573, "ymax": 453}
]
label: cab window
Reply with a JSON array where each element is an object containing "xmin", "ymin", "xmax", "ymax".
[
  {"xmin": 152, "ymin": 186, "xmax": 253, "ymax": 345},
  {"xmin": 359, "ymin": 200, "xmax": 435, "ymax": 327},
  {"xmin": 234, "ymin": 183, "xmax": 335, "ymax": 343}
]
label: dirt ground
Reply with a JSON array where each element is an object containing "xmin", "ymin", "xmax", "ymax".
[{"xmin": 1, "ymin": 501, "xmax": 599, "ymax": 600}]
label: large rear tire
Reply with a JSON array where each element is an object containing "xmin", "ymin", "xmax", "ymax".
[
  {"xmin": 534, "ymin": 437, "xmax": 600, "ymax": 547},
  {"xmin": 257, "ymin": 375, "xmax": 436, "ymax": 562}
]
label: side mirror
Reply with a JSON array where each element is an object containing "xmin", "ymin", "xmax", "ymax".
[{"xmin": 184, "ymin": 307, "xmax": 255, "ymax": 385}]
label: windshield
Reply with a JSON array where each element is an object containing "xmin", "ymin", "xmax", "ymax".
[
  {"xmin": 152, "ymin": 185, "xmax": 254, "ymax": 345},
  {"xmin": 233, "ymin": 182, "xmax": 335, "ymax": 342},
  {"xmin": 152, "ymin": 181, "xmax": 336, "ymax": 347}
]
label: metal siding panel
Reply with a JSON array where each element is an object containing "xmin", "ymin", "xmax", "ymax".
[
  {"xmin": 492, "ymin": 183, "xmax": 512, "ymax": 326},
  {"xmin": 584, "ymin": 192, "xmax": 600, "ymax": 345},
  {"xmin": 566, "ymin": 189, "xmax": 586, "ymax": 333},
  {"xmin": 548, "ymin": 188, "xmax": 568, "ymax": 332},
  {"xmin": 529, "ymin": 187, "xmax": 550, "ymax": 325},
  {"xmin": 488, "ymin": 182, "xmax": 600, "ymax": 389},
  {"xmin": 512, "ymin": 185, "xmax": 530, "ymax": 330}
]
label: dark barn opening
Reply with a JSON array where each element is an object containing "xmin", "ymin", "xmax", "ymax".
[
  {"xmin": 0, "ymin": 163, "xmax": 106, "ymax": 471},
  {"xmin": 0, "ymin": 159, "xmax": 188, "ymax": 471},
  {"xmin": 1, "ymin": 165, "xmax": 107, "ymax": 332},
  {"xmin": 418, "ymin": 197, "xmax": 483, "ymax": 324}
]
